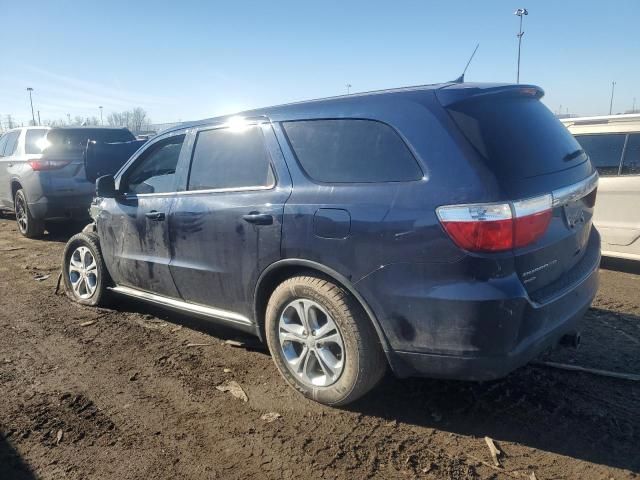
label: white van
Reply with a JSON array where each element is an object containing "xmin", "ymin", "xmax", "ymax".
[{"xmin": 562, "ymin": 114, "xmax": 640, "ymax": 261}]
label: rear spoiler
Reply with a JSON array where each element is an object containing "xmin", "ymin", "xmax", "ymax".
[
  {"xmin": 84, "ymin": 139, "xmax": 146, "ymax": 182},
  {"xmin": 436, "ymin": 84, "xmax": 544, "ymax": 108}
]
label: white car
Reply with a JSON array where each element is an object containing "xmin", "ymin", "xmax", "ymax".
[{"xmin": 562, "ymin": 114, "xmax": 640, "ymax": 260}]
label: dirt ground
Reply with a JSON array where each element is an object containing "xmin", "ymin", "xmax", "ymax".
[{"xmin": 0, "ymin": 215, "xmax": 638, "ymax": 480}]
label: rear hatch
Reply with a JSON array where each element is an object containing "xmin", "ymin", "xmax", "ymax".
[
  {"xmin": 40, "ymin": 128, "xmax": 136, "ymax": 191},
  {"xmin": 436, "ymin": 84, "xmax": 598, "ymax": 300}
]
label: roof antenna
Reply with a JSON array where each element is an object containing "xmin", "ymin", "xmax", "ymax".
[{"xmin": 452, "ymin": 43, "xmax": 479, "ymax": 83}]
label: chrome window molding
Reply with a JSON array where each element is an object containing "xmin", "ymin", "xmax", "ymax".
[
  {"xmin": 126, "ymin": 183, "xmax": 276, "ymax": 199},
  {"xmin": 551, "ymin": 171, "xmax": 599, "ymax": 207}
]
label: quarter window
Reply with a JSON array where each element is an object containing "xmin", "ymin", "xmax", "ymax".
[
  {"xmin": 282, "ymin": 119, "xmax": 423, "ymax": 183},
  {"xmin": 574, "ymin": 134, "xmax": 626, "ymax": 176},
  {"xmin": 0, "ymin": 134, "xmax": 8, "ymax": 156},
  {"xmin": 188, "ymin": 126, "xmax": 274, "ymax": 191},
  {"xmin": 621, "ymin": 133, "xmax": 640, "ymax": 175},
  {"xmin": 125, "ymin": 134, "xmax": 185, "ymax": 195}
]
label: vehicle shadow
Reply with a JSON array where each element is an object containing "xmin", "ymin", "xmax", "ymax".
[
  {"xmin": 600, "ymin": 256, "xmax": 640, "ymax": 275},
  {"xmin": 0, "ymin": 434, "xmax": 37, "ymax": 480},
  {"xmin": 0, "ymin": 213, "xmax": 85, "ymax": 244},
  {"xmin": 348, "ymin": 317, "xmax": 640, "ymax": 474},
  {"xmin": 114, "ymin": 296, "xmax": 267, "ymax": 351}
]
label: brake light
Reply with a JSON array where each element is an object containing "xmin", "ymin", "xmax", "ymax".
[
  {"xmin": 28, "ymin": 160, "xmax": 71, "ymax": 171},
  {"xmin": 437, "ymin": 194, "xmax": 552, "ymax": 252}
]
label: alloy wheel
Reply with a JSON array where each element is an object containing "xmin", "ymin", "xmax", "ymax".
[
  {"xmin": 15, "ymin": 194, "xmax": 28, "ymax": 234},
  {"xmin": 278, "ymin": 298, "xmax": 345, "ymax": 387},
  {"xmin": 68, "ymin": 246, "xmax": 98, "ymax": 299}
]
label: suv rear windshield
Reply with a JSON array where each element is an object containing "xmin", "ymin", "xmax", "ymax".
[
  {"xmin": 25, "ymin": 129, "xmax": 48, "ymax": 154},
  {"xmin": 47, "ymin": 128, "xmax": 135, "ymax": 148},
  {"xmin": 446, "ymin": 96, "xmax": 585, "ymax": 179},
  {"xmin": 283, "ymin": 119, "xmax": 423, "ymax": 183}
]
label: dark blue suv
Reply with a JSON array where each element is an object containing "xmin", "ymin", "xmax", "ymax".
[{"xmin": 62, "ymin": 83, "xmax": 600, "ymax": 405}]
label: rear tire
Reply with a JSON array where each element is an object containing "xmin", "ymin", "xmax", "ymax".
[
  {"xmin": 265, "ymin": 275, "xmax": 386, "ymax": 406},
  {"xmin": 15, "ymin": 189, "xmax": 44, "ymax": 238},
  {"xmin": 62, "ymin": 232, "xmax": 110, "ymax": 306}
]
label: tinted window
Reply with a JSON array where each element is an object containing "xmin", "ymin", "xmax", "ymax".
[
  {"xmin": 574, "ymin": 134, "xmax": 625, "ymax": 176},
  {"xmin": 25, "ymin": 129, "xmax": 48, "ymax": 154},
  {"xmin": 283, "ymin": 119, "xmax": 422, "ymax": 183},
  {"xmin": 621, "ymin": 133, "xmax": 640, "ymax": 175},
  {"xmin": 447, "ymin": 96, "xmax": 585, "ymax": 180},
  {"xmin": 47, "ymin": 128, "xmax": 135, "ymax": 148},
  {"xmin": 126, "ymin": 135, "xmax": 185, "ymax": 195},
  {"xmin": 0, "ymin": 134, "xmax": 8, "ymax": 156},
  {"xmin": 188, "ymin": 126, "xmax": 274, "ymax": 190},
  {"xmin": 3, "ymin": 131, "xmax": 20, "ymax": 157}
]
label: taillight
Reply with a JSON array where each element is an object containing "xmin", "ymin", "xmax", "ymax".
[
  {"xmin": 28, "ymin": 160, "xmax": 71, "ymax": 171},
  {"xmin": 437, "ymin": 194, "xmax": 552, "ymax": 253}
]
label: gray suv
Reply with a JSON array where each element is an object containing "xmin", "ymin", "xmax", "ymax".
[{"xmin": 0, "ymin": 126, "xmax": 134, "ymax": 237}]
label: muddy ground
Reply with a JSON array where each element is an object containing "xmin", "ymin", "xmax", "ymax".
[{"xmin": 0, "ymin": 215, "xmax": 638, "ymax": 480}]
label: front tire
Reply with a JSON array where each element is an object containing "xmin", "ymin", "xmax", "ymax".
[
  {"xmin": 265, "ymin": 275, "xmax": 386, "ymax": 406},
  {"xmin": 15, "ymin": 189, "xmax": 44, "ymax": 238},
  {"xmin": 62, "ymin": 232, "xmax": 110, "ymax": 306}
]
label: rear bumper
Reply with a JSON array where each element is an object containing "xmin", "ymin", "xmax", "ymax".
[
  {"xmin": 356, "ymin": 231, "xmax": 600, "ymax": 381},
  {"xmin": 28, "ymin": 194, "xmax": 94, "ymax": 221}
]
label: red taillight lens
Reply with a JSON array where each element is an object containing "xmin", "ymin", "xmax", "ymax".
[
  {"xmin": 437, "ymin": 194, "xmax": 552, "ymax": 253},
  {"xmin": 28, "ymin": 160, "xmax": 71, "ymax": 171}
]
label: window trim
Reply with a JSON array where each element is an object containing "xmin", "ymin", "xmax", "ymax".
[
  {"xmin": 280, "ymin": 117, "xmax": 425, "ymax": 186},
  {"xmin": 183, "ymin": 122, "xmax": 277, "ymax": 195}
]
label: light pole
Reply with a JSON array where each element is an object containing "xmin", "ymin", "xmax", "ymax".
[
  {"xmin": 609, "ymin": 81, "xmax": 616, "ymax": 115},
  {"xmin": 26, "ymin": 87, "xmax": 36, "ymax": 125},
  {"xmin": 514, "ymin": 8, "xmax": 528, "ymax": 84},
  {"xmin": 99, "ymin": 106, "xmax": 103, "ymax": 125},
  {"xmin": 346, "ymin": 83, "xmax": 352, "ymax": 95}
]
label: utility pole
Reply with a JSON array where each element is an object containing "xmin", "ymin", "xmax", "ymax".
[
  {"xmin": 99, "ymin": 106, "xmax": 103, "ymax": 125},
  {"xmin": 37, "ymin": 110, "xmax": 41, "ymax": 125},
  {"xmin": 633, "ymin": 97, "xmax": 636, "ymax": 113},
  {"xmin": 67, "ymin": 113, "xmax": 71, "ymax": 125},
  {"xmin": 609, "ymin": 81, "xmax": 616, "ymax": 115},
  {"xmin": 514, "ymin": 8, "xmax": 528, "ymax": 84},
  {"xmin": 26, "ymin": 87, "xmax": 36, "ymax": 125},
  {"xmin": 345, "ymin": 83, "xmax": 352, "ymax": 95}
]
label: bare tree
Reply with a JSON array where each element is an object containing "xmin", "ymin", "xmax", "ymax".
[{"xmin": 106, "ymin": 107, "xmax": 152, "ymax": 133}]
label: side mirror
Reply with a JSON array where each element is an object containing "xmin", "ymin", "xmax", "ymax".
[{"xmin": 96, "ymin": 175, "xmax": 117, "ymax": 198}]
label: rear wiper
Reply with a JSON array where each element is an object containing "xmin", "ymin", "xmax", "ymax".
[{"xmin": 563, "ymin": 149, "xmax": 585, "ymax": 162}]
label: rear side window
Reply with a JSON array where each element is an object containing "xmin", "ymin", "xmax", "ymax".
[
  {"xmin": 25, "ymin": 129, "xmax": 48, "ymax": 154},
  {"xmin": 574, "ymin": 134, "xmax": 625, "ymax": 176},
  {"xmin": 447, "ymin": 96, "xmax": 585, "ymax": 180},
  {"xmin": 282, "ymin": 119, "xmax": 422, "ymax": 183},
  {"xmin": 3, "ymin": 131, "xmax": 20, "ymax": 157},
  {"xmin": 621, "ymin": 133, "xmax": 640, "ymax": 175},
  {"xmin": 0, "ymin": 134, "xmax": 8, "ymax": 156},
  {"xmin": 188, "ymin": 126, "xmax": 274, "ymax": 191}
]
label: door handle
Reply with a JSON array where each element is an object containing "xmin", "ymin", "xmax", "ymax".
[
  {"xmin": 242, "ymin": 212, "xmax": 273, "ymax": 225},
  {"xmin": 145, "ymin": 211, "xmax": 165, "ymax": 221}
]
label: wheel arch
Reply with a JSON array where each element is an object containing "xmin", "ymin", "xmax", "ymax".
[
  {"xmin": 10, "ymin": 180, "xmax": 23, "ymax": 204},
  {"xmin": 253, "ymin": 259, "xmax": 392, "ymax": 355}
]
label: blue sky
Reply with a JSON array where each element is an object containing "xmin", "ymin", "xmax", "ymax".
[{"xmin": 1, "ymin": 0, "xmax": 638, "ymax": 125}]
